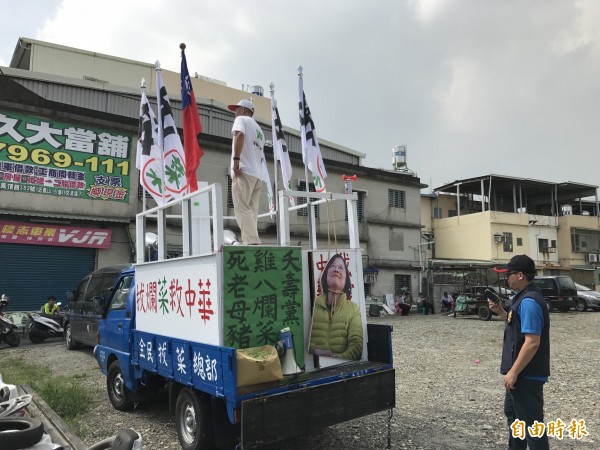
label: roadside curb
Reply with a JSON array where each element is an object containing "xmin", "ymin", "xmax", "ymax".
[{"xmin": 21, "ymin": 384, "xmax": 86, "ymax": 450}]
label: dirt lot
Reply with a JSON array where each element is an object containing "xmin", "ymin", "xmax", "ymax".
[{"xmin": 1, "ymin": 310, "xmax": 598, "ymax": 449}]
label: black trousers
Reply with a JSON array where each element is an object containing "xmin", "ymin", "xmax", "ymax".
[{"xmin": 503, "ymin": 378, "xmax": 549, "ymax": 450}]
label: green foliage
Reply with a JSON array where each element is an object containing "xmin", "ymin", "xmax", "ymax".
[{"xmin": 0, "ymin": 357, "xmax": 90, "ymax": 422}]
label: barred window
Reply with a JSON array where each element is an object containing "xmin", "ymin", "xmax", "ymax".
[
  {"xmin": 345, "ymin": 191, "xmax": 366, "ymax": 222},
  {"xmin": 297, "ymin": 180, "xmax": 319, "ymax": 218},
  {"xmin": 137, "ymin": 185, "xmax": 153, "ymax": 200},
  {"xmin": 388, "ymin": 189, "xmax": 406, "ymax": 208},
  {"xmin": 394, "ymin": 274, "xmax": 411, "ymax": 296}
]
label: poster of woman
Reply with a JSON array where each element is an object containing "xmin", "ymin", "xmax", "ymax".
[{"xmin": 308, "ymin": 252, "xmax": 365, "ymax": 361}]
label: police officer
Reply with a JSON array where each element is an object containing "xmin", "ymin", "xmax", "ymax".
[{"xmin": 490, "ymin": 255, "xmax": 550, "ymax": 450}]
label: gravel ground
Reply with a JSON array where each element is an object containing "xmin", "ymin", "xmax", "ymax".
[{"xmin": 1, "ymin": 311, "xmax": 598, "ymax": 449}]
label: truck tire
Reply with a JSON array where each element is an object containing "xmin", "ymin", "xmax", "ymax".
[
  {"xmin": 478, "ymin": 305, "xmax": 492, "ymax": 321},
  {"xmin": 175, "ymin": 389, "xmax": 215, "ymax": 450},
  {"xmin": 0, "ymin": 418, "xmax": 44, "ymax": 450},
  {"xmin": 64, "ymin": 323, "xmax": 79, "ymax": 350},
  {"xmin": 107, "ymin": 361, "xmax": 133, "ymax": 411}
]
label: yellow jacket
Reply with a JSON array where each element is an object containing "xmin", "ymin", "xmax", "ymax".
[{"xmin": 308, "ymin": 293, "xmax": 363, "ymax": 360}]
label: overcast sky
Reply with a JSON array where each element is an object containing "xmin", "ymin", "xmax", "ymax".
[{"xmin": 2, "ymin": 0, "xmax": 599, "ymax": 192}]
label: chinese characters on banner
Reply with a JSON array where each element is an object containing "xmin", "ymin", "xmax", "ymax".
[
  {"xmin": 223, "ymin": 247, "xmax": 304, "ymax": 368},
  {"xmin": 0, "ymin": 220, "xmax": 111, "ymax": 248},
  {"xmin": 0, "ymin": 109, "xmax": 132, "ymax": 202},
  {"xmin": 134, "ymin": 257, "xmax": 220, "ymax": 345},
  {"xmin": 135, "ymin": 331, "xmax": 222, "ymax": 387}
]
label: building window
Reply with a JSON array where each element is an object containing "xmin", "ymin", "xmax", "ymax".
[
  {"xmin": 448, "ymin": 210, "xmax": 457, "ymax": 217},
  {"xmin": 297, "ymin": 180, "xmax": 319, "ymax": 218},
  {"xmin": 389, "ymin": 229, "xmax": 404, "ymax": 251},
  {"xmin": 388, "ymin": 189, "xmax": 406, "ymax": 208},
  {"xmin": 503, "ymin": 233, "xmax": 513, "ymax": 252},
  {"xmin": 137, "ymin": 185, "xmax": 152, "ymax": 200},
  {"xmin": 394, "ymin": 274, "xmax": 411, "ymax": 296},
  {"xmin": 433, "ymin": 207, "xmax": 442, "ymax": 219},
  {"xmin": 345, "ymin": 191, "xmax": 365, "ymax": 222},
  {"xmin": 538, "ymin": 238, "xmax": 548, "ymax": 252},
  {"xmin": 227, "ymin": 176, "xmax": 234, "ymax": 208},
  {"xmin": 571, "ymin": 228, "xmax": 600, "ymax": 253},
  {"xmin": 516, "ymin": 237, "xmax": 523, "ymax": 246}
]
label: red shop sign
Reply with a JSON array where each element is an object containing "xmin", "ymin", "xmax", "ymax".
[{"xmin": 0, "ymin": 220, "xmax": 111, "ymax": 249}]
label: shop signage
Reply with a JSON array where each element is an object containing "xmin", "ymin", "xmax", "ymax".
[
  {"xmin": 0, "ymin": 109, "xmax": 132, "ymax": 202},
  {"xmin": 0, "ymin": 220, "xmax": 112, "ymax": 248}
]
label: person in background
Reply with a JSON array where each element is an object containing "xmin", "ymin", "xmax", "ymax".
[
  {"xmin": 441, "ymin": 291, "xmax": 454, "ymax": 313},
  {"xmin": 395, "ymin": 293, "xmax": 411, "ymax": 316},
  {"xmin": 41, "ymin": 295, "xmax": 59, "ymax": 315},
  {"xmin": 490, "ymin": 254, "xmax": 550, "ymax": 450},
  {"xmin": 228, "ymin": 98, "xmax": 265, "ymax": 245},
  {"xmin": 417, "ymin": 292, "xmax": 434, "ymax": 314}
]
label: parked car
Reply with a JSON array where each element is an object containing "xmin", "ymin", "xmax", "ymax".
[
  {"xmin": 574, "ymin": 283, "xmax": 600, "ymax": 312},
  {"xmin": 63, "ymin": 265, "xmax": 129, "ymax": 349},
  {"xmin": 532, "ymin": 276, "xmax": 577, "ymax": 312}
]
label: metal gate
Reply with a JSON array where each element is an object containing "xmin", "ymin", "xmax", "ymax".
[{"xmin": 0, "ymin": 243, "xmax": 95, "ymax": 312}]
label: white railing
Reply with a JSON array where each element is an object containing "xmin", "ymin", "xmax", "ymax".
[{"xmin": 135, "ymin": 184, "xmax": 360, "ymax": 263}]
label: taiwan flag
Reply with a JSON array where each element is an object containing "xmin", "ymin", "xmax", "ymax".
[{"xmin": 180, "ymin": 46, "xmax": 204, "ymax": 192}]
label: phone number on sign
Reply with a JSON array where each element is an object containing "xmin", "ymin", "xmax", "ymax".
[{"xmin": 0, "ymin": 143, "xmax": 129, "ymax": 175}]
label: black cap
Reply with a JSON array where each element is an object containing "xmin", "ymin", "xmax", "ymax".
[{"xmin": 494, "ymin": 254, "xmax": 536, "ymax": 275}]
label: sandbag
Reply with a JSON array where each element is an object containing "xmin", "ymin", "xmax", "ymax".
[{"xmin": 236, "ymin": 345, "xmax": 283, "ymax": 387}]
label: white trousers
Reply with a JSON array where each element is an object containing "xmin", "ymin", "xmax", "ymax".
[{"xmin": 232, "ymin": 172, "xmax": 262, "ymax": 245}]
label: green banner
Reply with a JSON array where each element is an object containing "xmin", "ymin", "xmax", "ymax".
[
  {"xmin": 0, "ymin": 109, "xmax": 132, "ymax": 202},
  {"xmin": 223, "ymin": 246, "xmax": 304, "ymax": 368}
]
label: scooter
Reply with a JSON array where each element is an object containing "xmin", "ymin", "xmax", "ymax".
[
  {"xmin": 27, "ymin": 305, "xmax": 64, "ymax": 344},
  {"xmin": 0, "ymin": 295, "xmax": 20, "ymax": 348}
]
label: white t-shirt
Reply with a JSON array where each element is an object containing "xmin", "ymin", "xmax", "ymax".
[{"xmin": 231, "ymin": 116, "xmax": 265, "ymax": 180}]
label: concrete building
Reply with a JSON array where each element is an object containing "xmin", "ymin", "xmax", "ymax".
[
  {"xmin": 421, "ymin": 174, "xmax": 600, "ymax": 307},
  {"xmin": 0, "ymin": 38, "xmax": 426, "ymax": 311}
]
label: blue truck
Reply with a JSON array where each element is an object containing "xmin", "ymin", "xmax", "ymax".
[{"xmin": 94, "ymin": 184, "xmax": 395, "ymax": 449}]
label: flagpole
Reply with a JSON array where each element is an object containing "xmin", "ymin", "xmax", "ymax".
[
  {"xmin": 155, "ymin": 60, "xmax": 166, "ymax": 205},
  {"xmin": 298, "ymin": 66, "xmax": 316, "ymax": 249},
  {"xmin": 140, "ymin": 79, "xmax": 147, "ymax": 213},
  {"xmin": 269, "ymin": 83, "xmax": 280, "ymax": 216}
]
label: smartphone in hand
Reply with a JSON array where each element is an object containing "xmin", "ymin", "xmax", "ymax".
[{"xmin": 483, "ymin": 288, "xmax": 501, "ymax": 304}]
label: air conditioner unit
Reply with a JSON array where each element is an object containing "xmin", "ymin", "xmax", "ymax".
[
  {"xmin": 588, "ymin": 253, "xmax": 598, "ymax": 263},
  {"xmin": 364, "ymin": 274, "xmax": 377, "ymax": 284},
  {"xmin": 493, "ymin": 234, "xmax": 503, "ymax": 243},
  {"xmin": 547, "ymin": 247, "xmax": 557, "ymax": 253}
]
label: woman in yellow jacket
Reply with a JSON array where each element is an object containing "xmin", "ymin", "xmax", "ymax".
[{"xmin": 309, "ymin": 254, "xmax": 363, "ymax": 360}]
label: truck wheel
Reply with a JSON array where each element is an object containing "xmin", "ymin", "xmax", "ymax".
[
  {"xmin": 107, "ymin": 361, "xmax": 133, "ymax": 411},
  {"xmin": 64, "ymin": 323, "xmax": 79, "ymax": 350},
  {"xmin": 478, "ymin": 305, "xmax": 492, "ymax": 321},
  {"xmin": 5, "ymin": 331, "xmax": 20, "ymax": 347},
  {"xmin": 175, "ymin": 389, "xmax": 215, "ymax": 450}
]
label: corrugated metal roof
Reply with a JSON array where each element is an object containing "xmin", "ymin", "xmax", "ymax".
[{"xmin": 3, "ymin": 67, "xmax": 362, "ymax": 166}]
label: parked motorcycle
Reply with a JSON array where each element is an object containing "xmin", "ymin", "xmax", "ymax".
[
  {"xmin": 0, "ymin": 294, "xmax": 20, "ymax": 348},
  {"xmin": 27, "ymin": 305, "xmax": 64, "ymax": 344}
]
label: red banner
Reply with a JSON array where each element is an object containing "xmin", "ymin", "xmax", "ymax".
[{"xmin": 0, "ymin": 220, "xmax": 111, "ymax": 248}]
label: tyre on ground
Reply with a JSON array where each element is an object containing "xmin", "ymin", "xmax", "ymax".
[
  {"xmin": 107, "ymin": 361, "xmax": 133, "ymax": 411},
  {"xmin": 175, "ymin": 388, "xmax": 215, "ymax": 450}
]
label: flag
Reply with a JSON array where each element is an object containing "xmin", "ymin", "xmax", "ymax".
[
  {"xmin": 298, "ymin": 72, "xmax": 327, "ymax": 193},
  {"xmin": 180, "ymin": 47, "xmax": 204, "ymax": 192},
  {"xmin": 260, "ymin": 154, "xmax": 275, "ymax": 213},
  {"xmin": 136, "ymin": 87, "xmax": 167, "ymax": 204},
  {"xmin": 271, "ymin": 93, "xmax": 294, "ymax": 206},
  {"xmin": 156, "ymin": 65, "xmax": 188, "ymax": 201}
]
